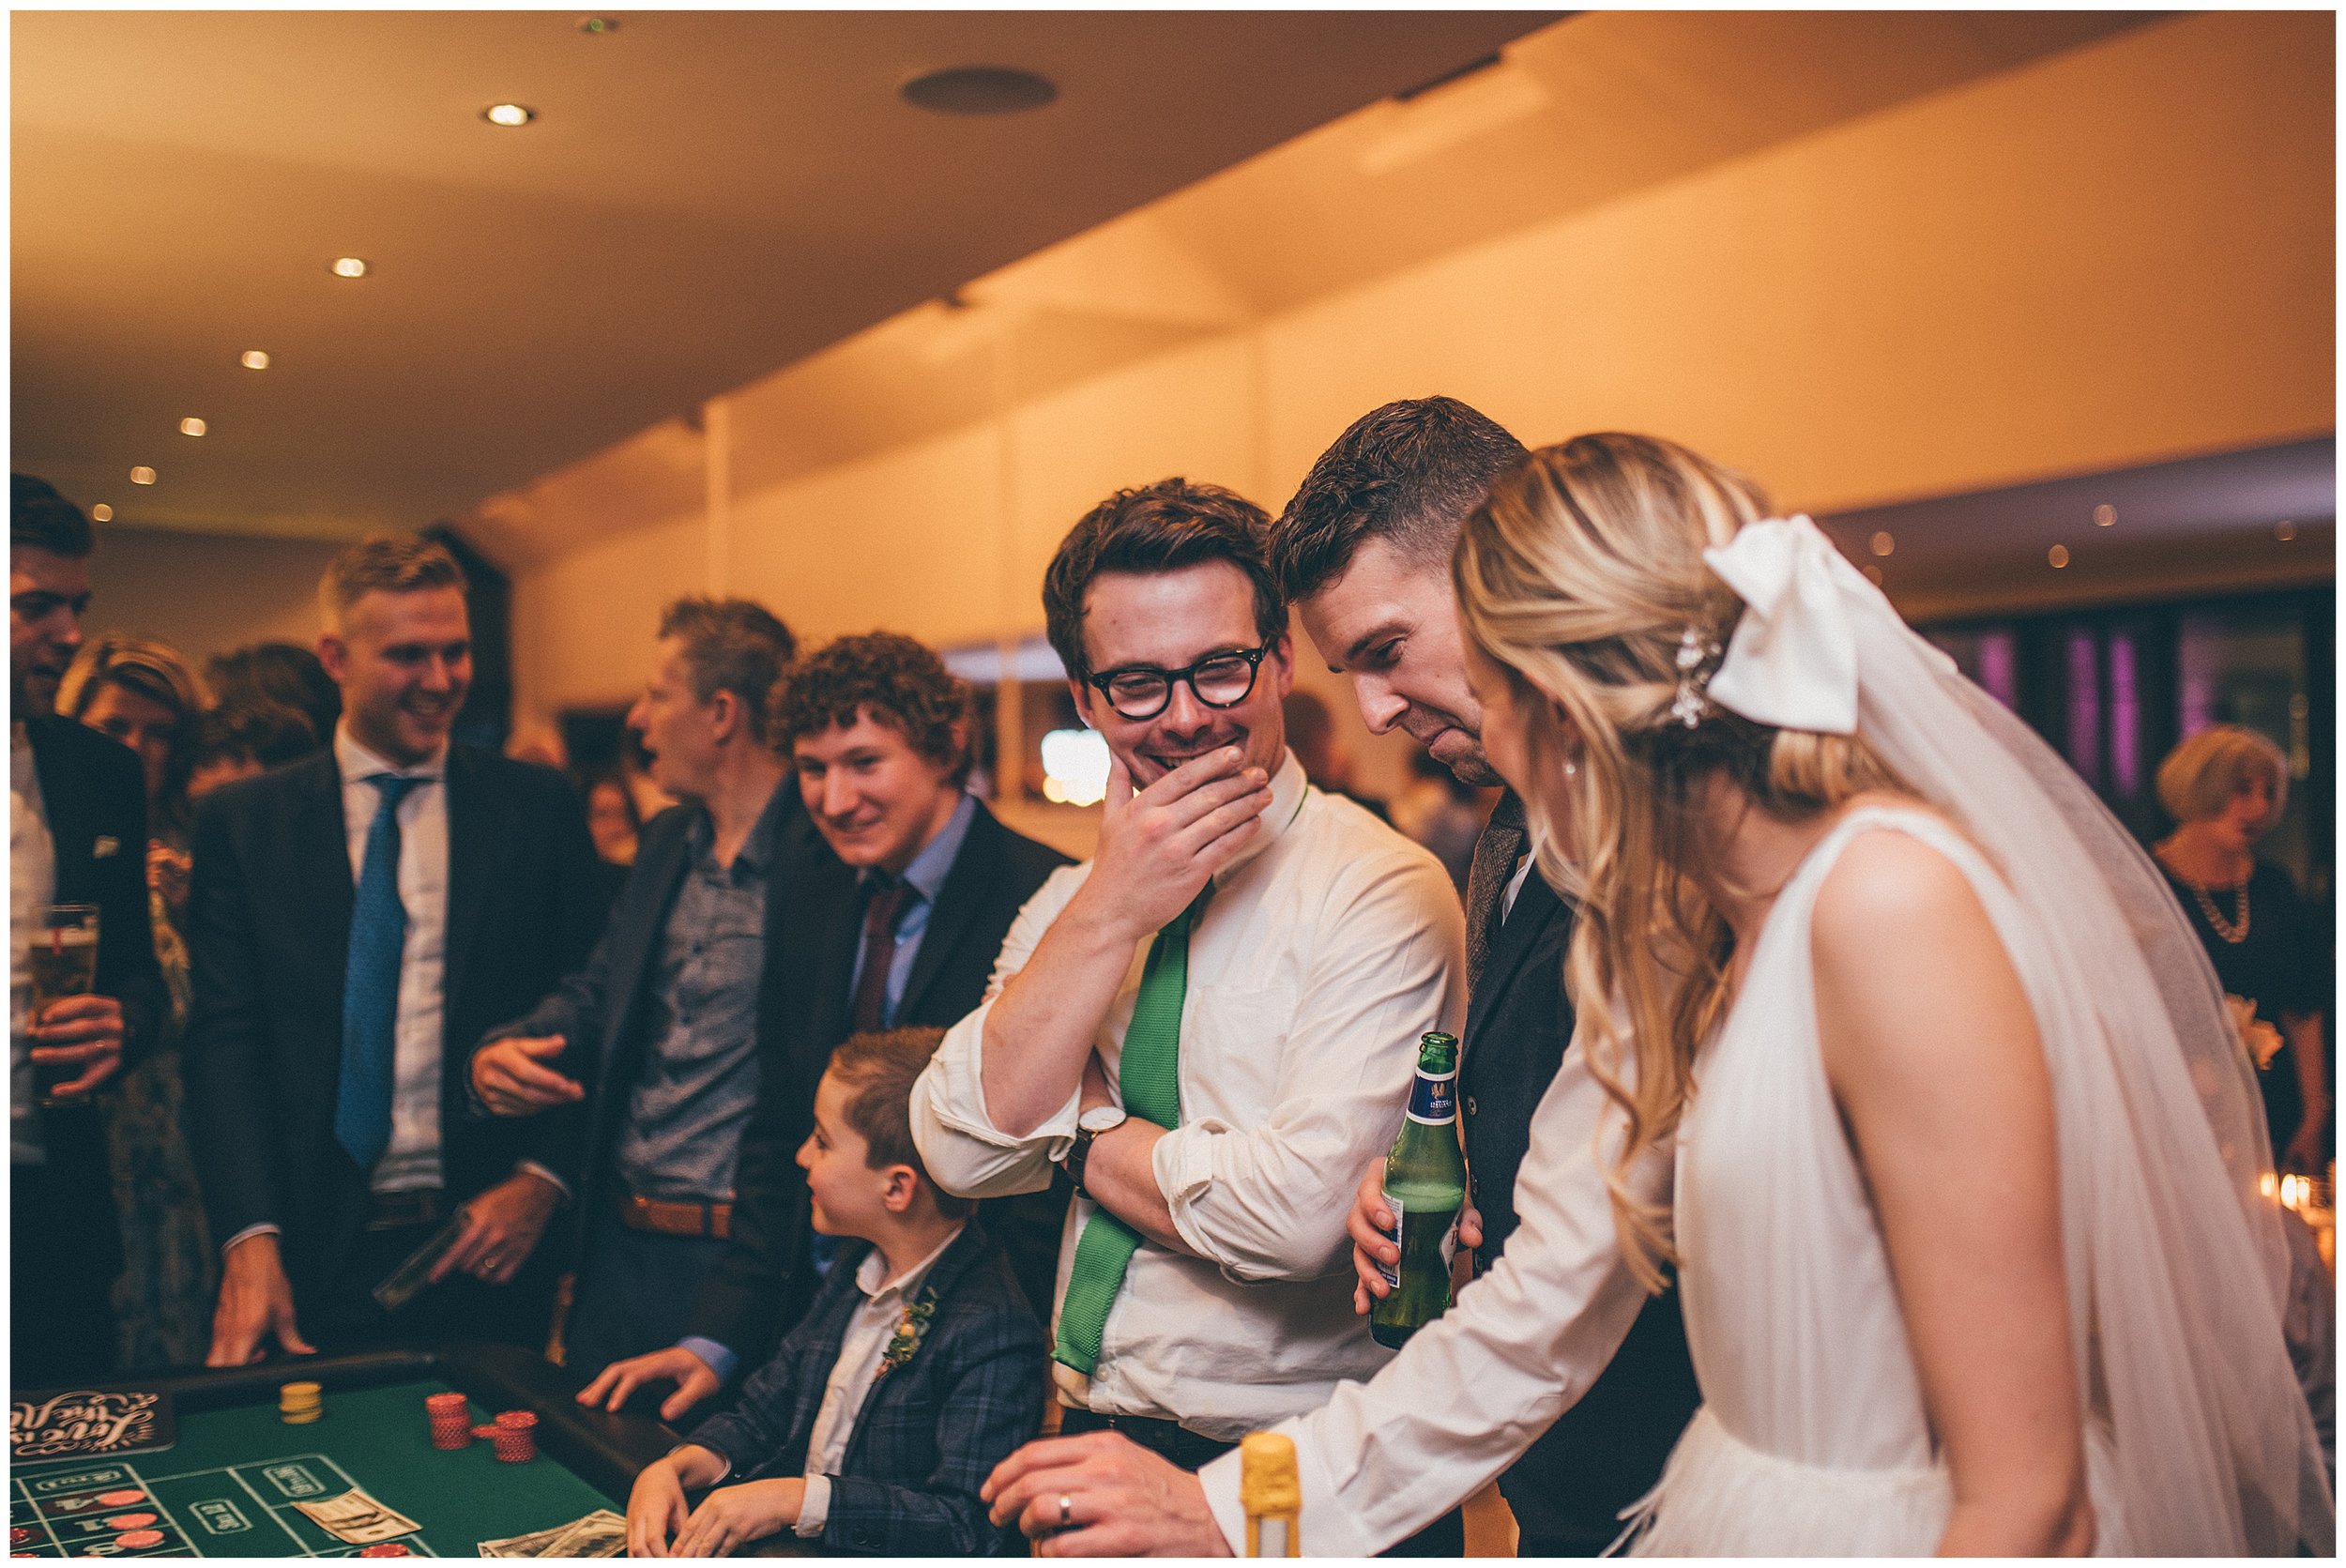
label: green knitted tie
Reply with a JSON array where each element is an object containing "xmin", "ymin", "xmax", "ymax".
[{"xmin": 1053, "ymin": 887, "xmax": 1208, "ymax": 1376}]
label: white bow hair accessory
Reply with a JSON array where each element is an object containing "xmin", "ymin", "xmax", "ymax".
[{"xmin": 1699, "ymin": 514, "xmax": 1868, "ymax": 736}]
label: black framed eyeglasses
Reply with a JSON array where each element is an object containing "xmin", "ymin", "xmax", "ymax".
[{"xmin": 1087, "ymin": 639, "xmax": 1276, "ymax": 722}]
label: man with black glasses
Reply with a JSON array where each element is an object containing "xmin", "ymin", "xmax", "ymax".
[{"xmin": 909, "ymin": 478, "xmax": 1468, "ymax": 1553}]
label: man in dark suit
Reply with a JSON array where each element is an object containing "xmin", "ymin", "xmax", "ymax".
[
  {"xmin": 11, "ymin": 474, "xmax": 168, "ymax": 1386},
  {"xmin": 186, "ymin": 535, "xmax": 604, "ymax": 1363},
  {"xmin": 571, "ymin": 631, "xmax": 1069, "ymax": 1421},
  {"xmin": 468, "ymin": 598, "xmax": 807, "ymax": 1376},
  {"xmin": 1275, "ymin": 397, "xmax": 1701, "ymax": 1554}
]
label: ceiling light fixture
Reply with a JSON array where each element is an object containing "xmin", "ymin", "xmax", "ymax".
[
  {"xmin": 2048, "ymin": 544, "xmax": 2070, "ymax": 569},
  {"xmin": 2093, "ymin": 504, "xmax": 2117, "ymax": 527},
  {"xmin": 900, "ymin": 65, "xmax": 1057, "ymax": 116},
  {"xmin": 179, "ymin": 418, "xmax": 206, "ymax": 437},
  {"xmin": 240, "ymin": 350, "xmax": 270, "ymax": 370},
  {"xmin": 2276, "ymin": 519, "xmax": 2299, "ymax": 541},
  {"xmin": 331, "ymin": 257, "xmax": 369, "ymax": 279},
  {"xmin": 1869, "ymin": 531, "xmax": 1895, "ymax": 557},
  {"xmin": 90, "ymin": 504, "xmax": 114, "ymax": 523},
  {"xmin": 483, "ymin": 103, "xmax": 536, "ymax": 128},
  {"xmin": 129, "ymin": 466, "xmax": 157, "ymax": 485}
]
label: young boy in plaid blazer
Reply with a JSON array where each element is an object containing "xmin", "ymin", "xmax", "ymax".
[{"xmin": 626, "ymin": 1028, "xmax": 1048, "ymax": 1556}]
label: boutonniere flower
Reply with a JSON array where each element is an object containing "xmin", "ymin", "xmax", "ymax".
[{"xmin": 875, "ymin": 1292, "xmax": 937, "ymax": 1380}]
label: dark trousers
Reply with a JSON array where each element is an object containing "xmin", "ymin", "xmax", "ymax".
[
  {"xmin": 1059, "ymin": 1406, "xmax": 1466, "ymax": 1557},
  {"xmin": 12, "ymin": 1158, "xmax": 121, "ymax": 1388},
  {"xmin": 303, "ymin": 1208, "xmax": 557, "ymax": 1357},
  {"xmin": 563, "ymin": 1214, "xmax": 729, "ymax": 1384}
]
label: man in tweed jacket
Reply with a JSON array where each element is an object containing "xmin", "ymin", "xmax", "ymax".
[{"xmin": 626, "ymin": 1028, "xmax": 1046, "ymax": 1556}]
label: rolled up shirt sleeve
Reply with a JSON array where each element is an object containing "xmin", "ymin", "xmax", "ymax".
[
  {"xmin": 1196, "ymin": 1036, "xmax": 1670, "ymax": 1556},
  {"xmin": 909, "ymin": 866, "xmax": 1093, "ymax": 1200},
  {"xmin": 1150, "ymin": 854, "xmax": 1464, "ymax": 1282}
]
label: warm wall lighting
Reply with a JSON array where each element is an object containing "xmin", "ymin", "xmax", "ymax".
[
  {"xmin": 1869, "ymin": 531, "xmax": 1895, "ymax": 557},
  {"xmin": 1862, "ymin": 564, "xmax": 1884, "ymax": 586},
  {"xmin": 240, "ymin": 350, "xmax": 270, "ymax": 370},
  {"xmin": 2048, "ymin": 544, "xmax": 2070, "ymax": 569},
  {"xmin": 89, "ymin": 504, "xmax": 114, "ymax": 523},
  {"xmin": 2276, "ymin": 520, "xmax": 2299, "ymax": 541},
  {"xmin": 179, "ymin": 418, "xmax": 206, "ymax": 437},
  {"xmin": 577, "ymin": 15, "xmax": 618, "ymax": 34},
  {"xmin": 483, "ymin": 103, "xmax": 536, "ymax": 128},
  {"xmin": 129, "ymin": 466, "xmax": 157, "ymax": 485},
  {"xmin": 2093, "ymin": 504, "xmax": 2117, "ymax": 527},
  {"xmin": 331, "ymin": 257, "xmax": 369, "ymax": 279}
]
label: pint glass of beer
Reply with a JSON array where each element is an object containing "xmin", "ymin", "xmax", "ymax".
[{"xmin": 30, "ymin": 903, "xmax": 99, "ymax": 1107}]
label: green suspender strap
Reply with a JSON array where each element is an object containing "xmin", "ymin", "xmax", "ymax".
[{"xmin": 1052, "ymin": 886, "xmax": 1210, "ymax": 1376}]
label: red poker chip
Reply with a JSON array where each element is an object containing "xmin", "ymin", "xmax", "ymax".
[
  {"xmin": 8, "ymin": 1529, "xmax": 29, "ymax": 1545},
  {"xmin": 492, "ymin": 1439, "xmax": 537, "ymax": 1464},
  {"xmin": 114, "ymin": 1530, "xmax": 164, "ymax": 1549},
  {"xmin": 96, "ymin": 1492, "xmax": 145, "ymax": 1507},
  {"xmin": 428, "ymin": 1427, "xmax": 472, "ymax": 1451},
  {"xmin": 102, "ymin": 1514, "xmax": 157, "ymax": 1530},
  {"xmin": 358, "ymin": 1545, "xmax": 415, "ymax": 1557},
  {"xmin": 492, "ymin": 1409, "xmax": 536, "ymax": 1429},
  {"xmin": 471, "ymin": 1423, "xmax": 500, "ymax": 1439},
  {"xmin": 424, "ymin": 1391, "xmax": 465, "ymax": 1408}
]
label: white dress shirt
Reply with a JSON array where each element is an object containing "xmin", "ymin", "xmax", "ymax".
[
  {"xmin": 1195, "ymin": 1019, "xmax": 1670, "ymax": 1555},
  {"xmin": 910, "ymin": 751, "xmax": 1465, "ymax": 1443},
  {"xmin": 12, "ymin": 724, "xmax": 56, "ymax": 1166},
  {"xmin": 791, "ymin": 1225, "xmax": 966, "ymax": 1539},
  {"xmin": 333, "ymin": 727, "xmax": 450, "ymax": 1195}
]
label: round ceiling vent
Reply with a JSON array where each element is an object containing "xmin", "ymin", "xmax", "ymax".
[{"xmin": 900, "ymin": 65, "xmax": 1057, "ymax": 115}]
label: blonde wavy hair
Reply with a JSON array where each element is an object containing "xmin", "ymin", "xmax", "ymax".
[{"xmin": 1453, "ymin": 433, "xmax": 1908, "ymax": 1290}]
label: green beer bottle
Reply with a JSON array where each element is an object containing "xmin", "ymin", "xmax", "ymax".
[{"xmin": 1370, "ymin": 1032, "xmax": 1466, "ymax": 1349}]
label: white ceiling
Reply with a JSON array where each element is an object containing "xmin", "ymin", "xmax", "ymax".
[{"xmin": 10, "ymin": 8, "xmax": 1552, "ymax": 540}]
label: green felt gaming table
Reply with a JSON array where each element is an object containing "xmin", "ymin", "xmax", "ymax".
[{"xmin": 10, "ymin": 1345, "xmax": 813, "ymax": 1558}]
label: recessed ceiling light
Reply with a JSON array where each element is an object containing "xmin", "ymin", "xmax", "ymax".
[
  {"xmin": 2093, "ymin": 504, "xmax": 2117, "ymax": 527},
  {"xmin": 1868, "ymin": 530, "xmax": 1895, "ymax": 557},
  {"xmin": 900, "ymin": 65, "xmax": 1058, "ymax": 116},
  {"xmin": 2048, "ymin": 544, "xmax": 2070, "ymax": 569},
  {"xmin": 179, "ymin": 418, "xmax": 206, "ymax": 437},
  {"xmin": 240, "ymin": 350, "xmax": 270, "ymax": 371},
  {"xmin": 577, "ymin": 15, "xmax": 618, "ymax": 34},
  {"xmin": 129, "ymin": 466, "xmax": 157, "ymax": 486},
  {"xmin": 483, "ymin": 103, "xmax": 536, "ymax": 128},
  {"xmin": 89, "ymin": 504, "xmax": 114, "ymax": 523},
  {"xmin": 331, "ymin": 257, "xmax": 369, "ymax": 279},
  {"xmin": 2276, "ymin": 519, "xmax": 2299, "ymax": 541}
]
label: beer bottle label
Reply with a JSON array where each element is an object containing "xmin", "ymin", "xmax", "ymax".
[
  {"xmin": 1374, "ymin": 1189, "xmax": 1459, "ymax": 1290},
  {"xmin": 1404, "ymin": 1069, "xmax": 1457, "ymax": 1125}
]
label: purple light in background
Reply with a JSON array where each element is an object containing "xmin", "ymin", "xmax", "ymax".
[
  {"xmin": 1976, "ymin": 631, "xmax": 2018, "ymax": 709},
  {"xmin": 2066, "ymin": 631, "xmax": 2101, "ymax": 784},
  {"xmin": 2177, "ymin": 614, "xmax": 2219, "ymax": 738},
  {"xmin": 2109, "ymin": 634, "xmax": 2140, "ymax": 795}
]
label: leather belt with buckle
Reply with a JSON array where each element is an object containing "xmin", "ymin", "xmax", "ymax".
[
  {"xmin": 366, "ymin": 1188, "xmax": 446, "ymax": 1231},
  {"xmin": 618, "ymin": 1193, "xmax": 733, "ymax": 1241}
]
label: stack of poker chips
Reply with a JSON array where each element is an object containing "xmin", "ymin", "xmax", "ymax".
[
  {"xmin": 425, "ymin": 1391, "xmax": 473, "ymax": 1450},
  {"xmin": 279, "ymin": 1381, "xmax": 323, "ymax": 1425},
  {"xmin": 490, "ymin": 1409, "xmax": 538, "ymax": 1464}
]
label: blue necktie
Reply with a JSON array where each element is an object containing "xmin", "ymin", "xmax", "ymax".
[{"xmin": 338, "ymin": 772, "xmax": 422, "ymax": 1173}]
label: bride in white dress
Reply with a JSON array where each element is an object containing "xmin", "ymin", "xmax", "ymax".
[{"xmin": 1448, "ymin": 434, "xmax": 2331, "ymax": 1554}]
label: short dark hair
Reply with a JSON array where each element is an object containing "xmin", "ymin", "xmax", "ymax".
[
  {"xmin": 1271, "ymin": 397, "xmax": 1529, "ymax": 602},
  {"xmin": 769, "ymin": 631, "xmax": 972, "ymax": 786},
  {"xmin": 1043, "ymin": 478, "xmax": 1283, "ymax": 682},
  {"xmin": 206, "ymin": 643, "xmax": 340, "ymax": 750},
  {"xmin": 194, "ymin": 699, "xmax": 320, "ymax": 772},
  {"xmin": 828, "ymin": 1028, "xmax": 974, "ymax": 1220},
  {"xmin": 657, "ymin": 597, "xmax": 798, "ymax": 744},
  {"xmin": 12, "ymin": 475, "xmax": 94, "ymax": 558}
]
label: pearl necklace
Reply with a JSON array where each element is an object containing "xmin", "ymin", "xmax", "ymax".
[{"xmin": 2160, "ymin": 849, "xmax": 2251, "ymax": 944}]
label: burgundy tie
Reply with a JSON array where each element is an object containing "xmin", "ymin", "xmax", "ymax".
[{"xmin": 849, "ymin": 878, "xmax": 908, "ymax": 1034}]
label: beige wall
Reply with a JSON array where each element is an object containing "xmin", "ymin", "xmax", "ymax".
[
  {"xmin": 83, "ymin": 524, "xmax": 343, "ymax": 674},
  {"xmin": 499, "ymin": 13, "xmax": 2333, "ymax": 801}
]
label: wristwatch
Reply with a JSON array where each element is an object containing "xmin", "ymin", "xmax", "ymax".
[{"xmin": 1065, "ymin": 1105, "xmax": 1129, "ymax": 1199}]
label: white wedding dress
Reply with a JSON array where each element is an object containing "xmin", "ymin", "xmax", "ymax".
[{"xmin": 1626, "ymin": 804, "xmax": 2129, "ymax": 1556}]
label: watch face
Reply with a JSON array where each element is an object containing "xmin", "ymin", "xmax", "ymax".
[{"xmin": 1080, "ymin": 1105, "xmax": 1127, "ymax": 1134}]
